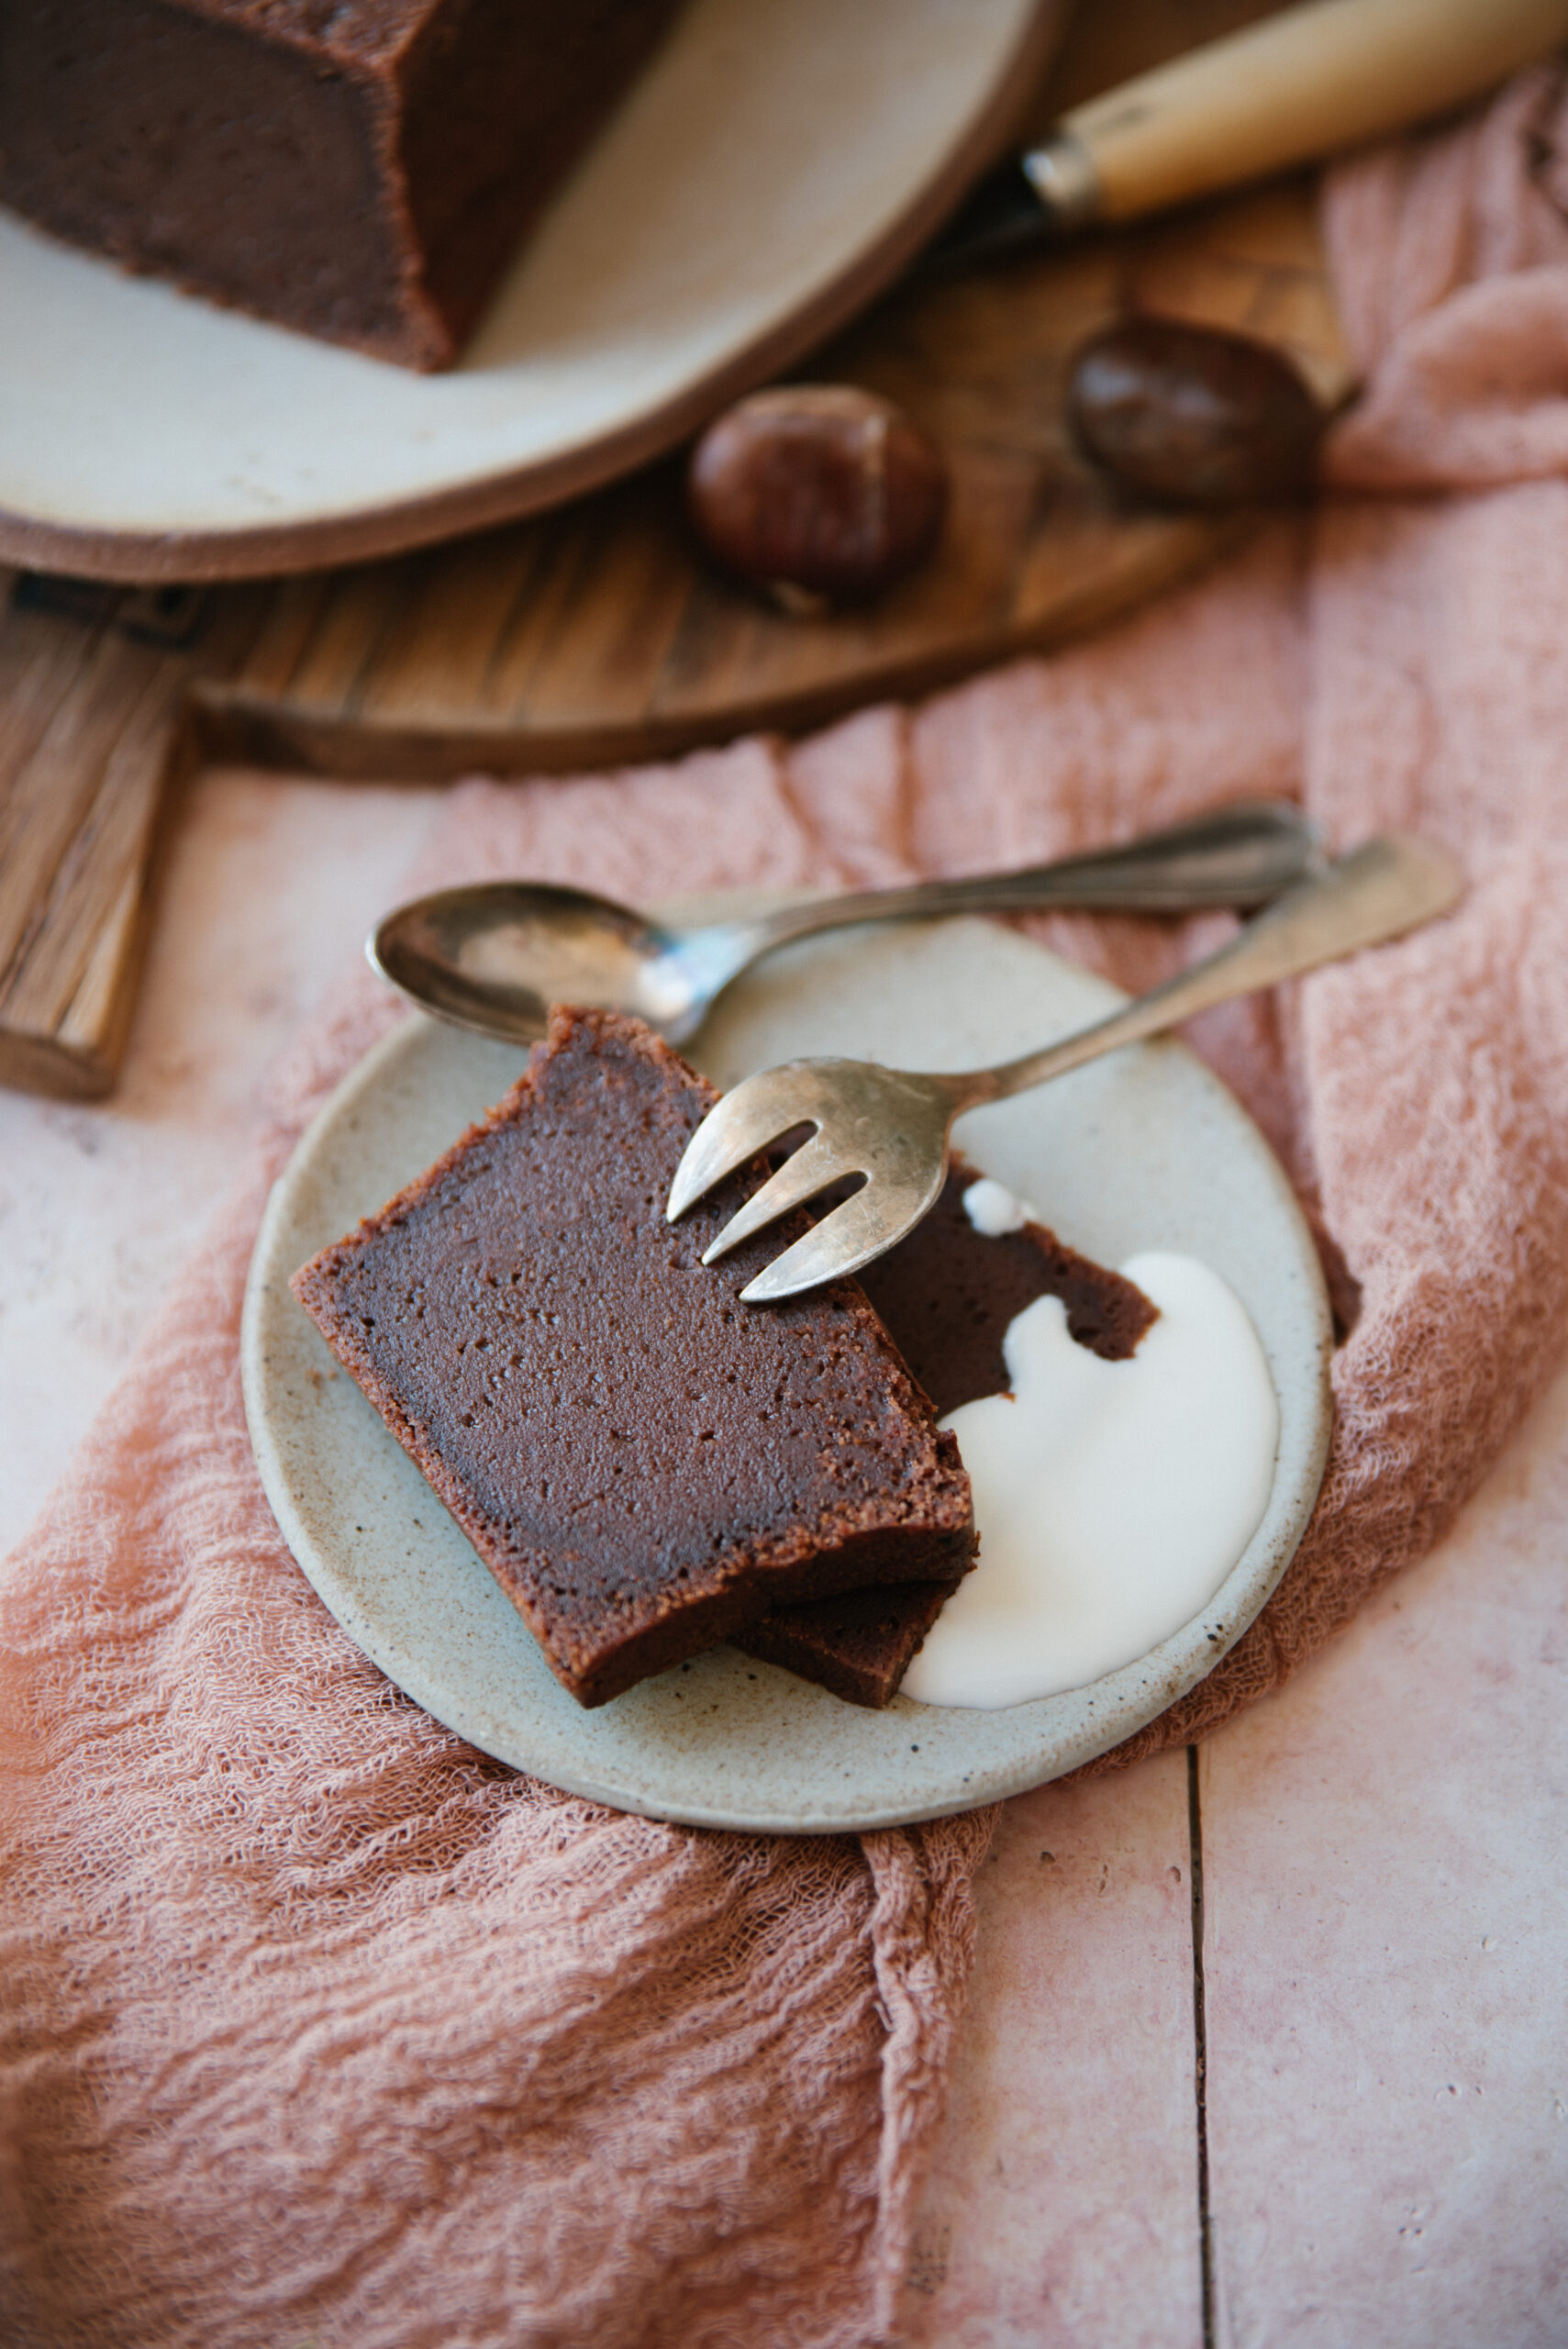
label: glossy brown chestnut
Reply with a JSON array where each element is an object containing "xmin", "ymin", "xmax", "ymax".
[
  {"xmin": 687, "ymin": 384, "xmax": 948, "ymax": 612},
  {"xmin": 1068, "ymin": 316, "xmax": 1325, "ymax": 507}
]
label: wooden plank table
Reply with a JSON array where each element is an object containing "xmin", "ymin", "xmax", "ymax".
[{"xmin": 897, "ymin": 1369, "xmax": 1568, "ymax": 2346}]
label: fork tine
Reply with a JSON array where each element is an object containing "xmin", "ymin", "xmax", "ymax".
[
  {"xmin": 698, "ymin": 1132, "xmax": 850, "ymax": 1264},
  {"xmin": 666, "ymin": 1063, "xmax": 825, "ymax": 1221},
  {"xmin": 669, "ymin": 1053, "xmax": 954, "ymax": 1301},
  {"xmin": 738, "ymin": 1181, "xmax": 935, "ymax": 1304}
]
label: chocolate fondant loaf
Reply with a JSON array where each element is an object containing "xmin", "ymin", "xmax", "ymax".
[
  {"xmin": 0, "ymin": 0, "xmax": 682, "ymax": 368},
  {"xmin": 293, "ymin": 1008, "xmax": 973, "ymax": 1706},
  {"xmin": 737, "ymin": 1163, "xmax": 1158, "ymax": 1706}
]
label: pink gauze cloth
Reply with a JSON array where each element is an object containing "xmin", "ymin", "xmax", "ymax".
[{"xmin": 6, "ymin": 68, "xmax": 1568, "ymax": 2349}]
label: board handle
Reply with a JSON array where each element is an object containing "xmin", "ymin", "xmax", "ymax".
[{"xmin": 1030, "ymin": 0, "xmax": 1568, "ymax": 227}]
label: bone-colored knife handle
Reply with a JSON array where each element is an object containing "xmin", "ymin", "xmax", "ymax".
[{"xmin": 1029, "ymin": 0, "xmax": 1568, "ymax": 228}]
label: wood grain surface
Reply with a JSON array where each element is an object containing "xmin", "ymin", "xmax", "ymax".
[
  {"xmin": 0, "ymin": 578, "xmax": 270, "ymax": 1097},
  {"xmin": 0, "ymin": 0, "xmax": 1348, "ymax": 1100}
]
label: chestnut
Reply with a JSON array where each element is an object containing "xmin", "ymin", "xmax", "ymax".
[
  {"xmin": 1067, "ymin": 316, "xmax": 1325, "ymax": 508},
  {"xmin": 687, "ymin": 384, "xmax": 948, "ymax": 613}
]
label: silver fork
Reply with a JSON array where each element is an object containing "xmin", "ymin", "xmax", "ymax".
[{"xmin": 666, "ymin": 834, "xmax": 1462, "ymax": 1304}]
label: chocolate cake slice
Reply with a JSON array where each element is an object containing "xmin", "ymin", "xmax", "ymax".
[
  {"xmin": 737, "ymin": 1164, "xmax": 1159, "ymax": 1705},
  {"xmin": 292, "ymin": 1008, "xmax": 973, "ymax": 1707},
  {"xmin": 0, "ymin": 0, "xmax": 682, "ymax": 369}
]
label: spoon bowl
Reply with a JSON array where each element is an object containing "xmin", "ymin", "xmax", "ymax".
[{"xmin": 371, "ymin": 883, "xmax": 706, "ymax": 1044}]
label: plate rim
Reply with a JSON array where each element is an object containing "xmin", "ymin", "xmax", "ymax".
[
  {"xmin": 242, "ymin": 910, "xmax": 1334, "ymax": 1831},
  {"xmin": 0, "ymin": 4, "xmax": 1062, "ymax": 584}
]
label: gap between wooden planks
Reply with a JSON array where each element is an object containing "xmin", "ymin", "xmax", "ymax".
[{"xmin": 0, "ymin": 179, "xmax": 1350, "ymax": 1102}]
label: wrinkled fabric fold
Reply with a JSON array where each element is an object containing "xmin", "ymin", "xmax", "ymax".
[{"xmin": 6, "ymin": 69, "xmax": 1568, "ymax": 2347}]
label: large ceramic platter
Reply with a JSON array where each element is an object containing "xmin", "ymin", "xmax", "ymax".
[
  {"xmin": 242, "ymin": 909, "xmax": 1333, "ymax": 1833},
  {"xmin": 0, "ymin": 0, "xmax": 1060, "ymax": 583}
]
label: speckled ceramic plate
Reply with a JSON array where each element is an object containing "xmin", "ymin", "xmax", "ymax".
[
  {"xmin": 242, "ymin": 909, "xmax": 1332, "ymax": 1831},
  {"xmin": 0, "ymin": 0, "xmax": 1060, "ymax": 580}
]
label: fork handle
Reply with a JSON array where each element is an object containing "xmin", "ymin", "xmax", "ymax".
[{"xmin": 957, "ymin": 835, "xmax": 1461, "ymax": 1109}]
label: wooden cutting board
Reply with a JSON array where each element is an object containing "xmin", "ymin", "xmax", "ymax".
[{"xmin": 0, "ymin": 1, "xmax": 1351, "ymax": 1100}]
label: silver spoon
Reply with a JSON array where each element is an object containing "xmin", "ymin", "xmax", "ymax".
[
  {"xmin": 668, "ymin": 833, "xmax": 1462, "ymax": 1302},
  {"xmin": 369, "ymin": 800, "xmax": 1322, "ymax": 1048}
]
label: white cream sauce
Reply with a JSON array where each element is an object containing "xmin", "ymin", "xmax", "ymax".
[
  {"xmin": 902, "ymin": 1223, "xmax": 1279, "ymax": 1710},
  {"xmin": 962, "ymin": 1175, "xmax": 1030, "ymax": 1237}
]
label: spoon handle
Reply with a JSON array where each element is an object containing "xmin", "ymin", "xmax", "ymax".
[
  {"xmin": 957, "ymin": 834, "xmax": 1462, "ymax": 1109},
  {"xmin": 703, "ymin": 801, "xmax": 1323, "ymax": 979}
]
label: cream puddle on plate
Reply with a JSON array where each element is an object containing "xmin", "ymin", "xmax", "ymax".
[{"xmin": 905, "ymin": 1229, "xmax": 1280, "ymax": 1710}]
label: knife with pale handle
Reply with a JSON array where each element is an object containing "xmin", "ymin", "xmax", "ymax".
[{"xmin": 932, "ymin": 0, "xmax": 1568, "ymax": 269}]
